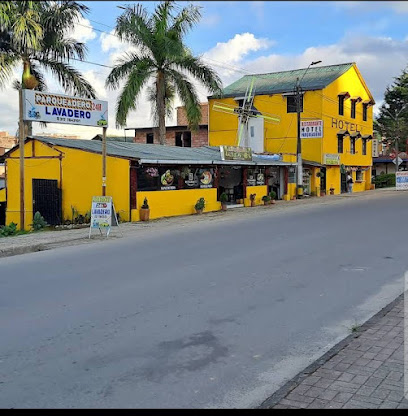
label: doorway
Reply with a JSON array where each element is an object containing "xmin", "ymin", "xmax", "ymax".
[
  {"xmin": 218, "ymin": 166, "xmax": 244, "ymax": 204},
  {"xmin": 320, "ymin": 167, "xmax": 326, "ymax": 193},
  {"xmin": 32, "ymin": 179, "xmax": 62, "ymax": 225},
  {"xmin": 341, "ymin": 172, "xmax": 347, "ymax": 193}
]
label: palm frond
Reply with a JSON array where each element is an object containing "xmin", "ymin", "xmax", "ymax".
[
  {"xmin": 0, "ymin": 52, "xmax": 20, "ymax": 89},
  {"xmin": 169, "ymin": 3, "xmax": 201, "ymax": 38},
  {"xmin": 115, "ymin": 64, "xmax": 153, "ymax": 128},
  {"xmin": 167, "ymin": 69, "xmax": 201, "ymax": 130},
  {"xmin": 37, "ymin": 57, "xmax": 95, "ymax": 98}
]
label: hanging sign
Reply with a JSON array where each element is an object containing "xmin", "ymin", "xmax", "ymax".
[
  {"xmin": 324, "ymin": 153, "xmax": 340, "ymax": 165},
  {"xmin": 396, "ymin": 172, "xmax": 408, "ymax": 191},
  {"xmin": 22, "ymin": 90, "xmax": 108, "ymax": 127},
  {"xmin": 301, "ymin": 120, "xmax": 323, "ymax": 138},
  {"xmin": 220, "ymin": 145, "xmax": 252, "ymax": 161}
]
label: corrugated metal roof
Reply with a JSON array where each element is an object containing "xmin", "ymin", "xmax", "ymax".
[
  {"xmin": 28, "ymin": 136, "xmax": 294, "ymax": 166},
  {"xmin": 211, "ymin": 63, "xmax": 354, "ymax": 98}
]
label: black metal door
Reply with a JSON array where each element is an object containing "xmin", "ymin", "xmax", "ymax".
[
  {"xmin": 341, "ymin": 172, "xmax": 347, "ymax": 193},
  {"xmin": 32, "ymin": 179, "xmax": 62, "ymax": 225},
  {"xmin": 320, "ymin": 167, "xmax": 326, "ymax": 192},
  {"xmin": 0, "ymin": 201, "xmax": 5, "ymax": 226}
]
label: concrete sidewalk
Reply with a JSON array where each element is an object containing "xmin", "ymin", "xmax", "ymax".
[
  {"xmin": 0, "ymin": 188, "xmax": 401, "ymax": 258},
  {"xmin": 260, "ymin": 293, "xmax": 407, "ymax": 409}
]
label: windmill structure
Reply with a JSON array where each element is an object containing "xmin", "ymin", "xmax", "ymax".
[{"xmin": 212, "ymin": 77, "xmax": 280, "ymax": 152}]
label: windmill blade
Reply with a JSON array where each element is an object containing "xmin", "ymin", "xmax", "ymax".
[
  {"xmin": 255, "ymin": 112, "xmax": 280, "ymax": 124},
  {"xmin": 213, "ymin": 102, "xmax": 238, "ymax": 117}
]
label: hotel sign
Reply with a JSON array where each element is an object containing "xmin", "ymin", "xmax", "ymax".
[
  {"xmin": 220, "ymin": 145, "xmax": 252, "ymax": 161},
  {"xmin": 22, "ymin": 90, "xmax": 108, "ymax": 127},
  {"xmin": 301, "ymin": 120, "xmax": 323, "ymax": 138},
  {"xmin": 331, "ymin": 117, "xmax": 363, "ymax": 133},
  {"xmin": 324, "ymin": 153, "xmax": 340, "ymax": 165}
]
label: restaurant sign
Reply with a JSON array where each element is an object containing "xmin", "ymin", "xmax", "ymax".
[
  {"xmin": 324, "ymin": 153, "xmax": 340, "ymax": 165},
  {"xmin": 220, "ymin": 145, "xmax": 252, "ymax": 161},
  {"xmin": 22, "ymin": 90, "xmax": 108, "ymax": 127},
  {"xmin": 301, "ymin": 120, "xmax": 323, "ymax": 138}
]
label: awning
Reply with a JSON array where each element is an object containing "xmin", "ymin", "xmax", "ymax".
[
  {"xmin": 350, "ymin": 96, "xmax": 362, "ymax": 102},
  {"xmin": 362, "ymin": 134, "xmax": 373, "ymax": 140},
  {"xmin": 281, "ymin": 91, "xmax": 305, "ymax": 96},
  {"xmin": 303, "ymin": 159, "xmax": 323, "ymax": 168},
  {"xmin": 362, "ymin": 100, "xmax": 374, "ymax": 106},
  {"xmin": 350, "ymin": 132, "xmax": 362, "ymax": 138},
  {"xmin": 338, "ymin": 130, "xmax": 350, "ymax": 136},
  {"xmin": 338, "ymin": 91, "xmax": 350, "ymax": 99}
]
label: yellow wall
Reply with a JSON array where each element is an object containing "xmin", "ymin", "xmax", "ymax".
[
  {"xmin": 244, "ymin": 185, "xmax": 268, "ymax": 206},
  {"xmin": 131, "ymin": 188, "xmax": 221, "ymax": 221},
  {"xmin": 6, "ymin": 139, "xmax": 130, "ymax": 229},
  {"xmin": 208, "ymin": 63, "xmax": 374, "ymax": 196},
  {"xmin": 0, "ymin": 188, "xmax": 5, "ymax": 203}
]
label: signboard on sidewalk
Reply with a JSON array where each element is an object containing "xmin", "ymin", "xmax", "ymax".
[
  {"xmin": 22, "ymin": 90, "xmax": 108, "ymax": 127},
  {"xmin": 301, "ymin": 120, "xmax": 323, "ymax": 138},
  {"xmin": 90, "ymin": 196, "xmax": 112, "ymax": 229},
  {"xmin": 396, "ymin": 171, "xmax": 408, "ymax": 191}
]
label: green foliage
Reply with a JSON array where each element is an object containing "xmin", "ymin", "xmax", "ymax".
[
  {"xmin": 105, "ymin": 1, "xmax": 222, "ymax": 142},
  {"xmin": 0, "ymin": 1, "xmax": 95, "ymax": 98},
  {"xmin": 141, "ymin": 197, "xmax": 149, "ymax": 209},
  {"xmin": 375, "ymin": 68, "xmax": 408, "ymax": 152},
  {"xmin": 31, "ymin": 211, "xmax": 48, "ymax": 231},
  {"xmin": 262, "ymin": 195, "xmax": 271, "ymax": 202},
  {"xmin": 269, "ymin": 191, "xmax": 277, "ymax": 200},
  {"xmin": 84, "ymin": 210, "xmax": 91, "ymax": 224},
  {"xmin": 220, "ymin": 192, "xmax": 228, "ymax": 203},
  {"xmin": 195, "ymin": 197, "xmax": 205, "ymax": 211},
  {"xmin": 373, "ymin": 173, "xmax": 395, "ymax": 188},
  {"xmin": 0, "ymin": 222, "xmax": 18, "ymax": 237}
]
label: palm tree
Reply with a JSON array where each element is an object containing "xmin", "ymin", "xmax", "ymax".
[
  {"xmin": 0, "ymin": 1, "xmax": 96, "ymax": 132},
  {"xmin": 106, "ymin": 1, "xmax": 222, "ymax": 145}
]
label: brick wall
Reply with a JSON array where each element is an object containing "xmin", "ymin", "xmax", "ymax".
[
  {"xmin": 134, "ymin": 130, "xmax": 177, "ymax": 146},
  {"xmin": 177, "ymin": 103, "xmax": 208, "ymax": 126},
  {"xmin": 133, "ymin": 127, "xmax": 208, "ymax": 147},
  {"xmin": 191, "ymin": 128, "xmax": 208, "ymax": 147}
]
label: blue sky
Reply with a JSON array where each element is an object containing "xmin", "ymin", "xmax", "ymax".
[{"xmin": 2, "ymin": 1, "xmax": 408, "ymax": 137}]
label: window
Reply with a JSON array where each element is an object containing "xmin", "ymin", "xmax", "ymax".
[
  {"xmin": 362, "ymin": 138, "xmax": 367, "ymax": 155},
  {"xmin": 175, "ymin": 132, "xmax": 182, "ymax": 147},
  {"xmin": 350, "ymin": 138, "xmax": 356, "ymax": 154},
  {"xmin": 250, "ymin": 126, "xmax": 255, "ymax": 138},
  {"xmin": 287, "ymin": 95, "xmax": 303, "ymax": 113},
  {"xmin": 137, "ymin": 166, "xmax": 160, "ymax": 191},
  {"xmin": 146, "ymin": 133, "xmax": 154, "ymax": 144},
  {"xmin": 338, "ymin": 96, "xmax": 345, "ymax": 116},
  {"xmin": 183, "ymin": 132, "xmax": 192, "ymax": 147},
  {"xmin": 351, "ymin": 100, "xmax": 356, "ymax": 119},
  {"xmin": 356, "ymin": 169, "xmax": 363, "ymax": 182},
  {"xmin": 363, "ymin": 104, "xmax": 368, "ymax": 121},
  {"xmin": 338, "ymin": 135, "xmax": 344, "ymax": 153},
  {"xmin": 0, "ymin": 178, "xmax": 4, "ymax": 189}
]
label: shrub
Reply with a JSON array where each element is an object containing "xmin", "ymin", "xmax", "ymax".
[
  {"xmin": 195, "ymin": 197, "xmax": 205, "ymax": 211},
  {"xmin": 220, "ymin": 192, "xmax": 228, "ymax": 203},
  {"xmin": 262, "ymin": 195, "xmax": 271, "ymax": 202},
  {"xmin": 269, "ymin": 191, "xmax": 277, "ymax": 200},
  {"xmin": 141, "ymin": 197, "xmax": 149, "ymax": 209},
  {"xmin": 32, "ymin": 211, "xmax": 48, "ymax": 231},
  {"xmin": 373, "ymin": 173, "xmax": 395, "ymax": 188},
  {"xmin": 0, "ymin": 222, "xmax": 18, "ymax": 237}
]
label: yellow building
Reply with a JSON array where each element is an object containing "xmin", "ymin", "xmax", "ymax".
[
  {"xmin": 3, "ymin": 136, "xmax": 294, "ymax": 229},
  {"xmin": 208, "ymin": 62, "xmax": 375, "ymax": 198}
]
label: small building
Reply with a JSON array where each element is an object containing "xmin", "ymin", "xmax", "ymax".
[
  {"xmin": 126, "ymin": 103, "xmax": 209, "ymax": 147},
  {"xmin": 3, "ymin": 136, "xmax": 295, "ymax": 229},
  {"xmin": 208, "ymin": 62, "xmax": 374, "ymax": 198},
  {"xmin": 373, "ymin": 152, "xmax": 408, "ymax": 176}
]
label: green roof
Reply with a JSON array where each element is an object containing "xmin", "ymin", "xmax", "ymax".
[
  {"xmin": 213, "ymin": 63, "xmax": 354, "ymax": 98},
  {"xmin": 18, "ymin": 136, "xmax": 295, "ymax": 166}
]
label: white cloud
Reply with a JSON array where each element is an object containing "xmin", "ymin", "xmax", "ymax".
[
  {"xmin": 100, "ymin": 30, "xmax": 124, "ymax": 53},
  {"xmin": 69, "ymin": 18, "xmax": 97, "ymax": 43}
]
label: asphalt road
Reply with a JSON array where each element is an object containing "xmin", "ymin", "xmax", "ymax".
[{"xmin": 1, "ymin": 192, "xmax": 407, "ymax": 408}]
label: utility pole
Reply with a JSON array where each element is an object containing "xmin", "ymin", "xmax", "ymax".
[
  {"xmin": 295, "ymin": 60, "xmax": 322, "ymax": 198},
  {"xmin": 18, "ymin": 88, "xmax": 25, "ymax": 230},
  {"xmin": 102, "ymin": 126, "xmax": 107, "ymax": 196}
]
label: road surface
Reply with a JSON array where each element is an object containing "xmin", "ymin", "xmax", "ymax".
[{"xmin": 1, "ymin": 192, "xmax": 407, "ymax": 408}]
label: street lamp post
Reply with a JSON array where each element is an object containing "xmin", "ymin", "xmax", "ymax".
[{"xmin": 295, "ymin": 61, "xmax": 322, "ymax": 198}]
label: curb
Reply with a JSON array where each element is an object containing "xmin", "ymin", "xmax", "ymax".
[{"xmin": 258, "ymin": 292, "xmax": 405, "ymax": 409}]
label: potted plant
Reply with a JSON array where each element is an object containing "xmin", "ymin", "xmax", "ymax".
[
  {"xmin": 262, "ymin": 195, "xmax": 271, "ymax": 205},
  {"xmin": 329, "ymin": 187, "xmax": 335, "ymax": 195},
  {"xmin": 269, "ymin": 191, "xmax": 277, "ymax": 204},
  {"xmin": 250, "ymin": 193, "xmax": 256, "ymax": 207},
  {"xmin": 220, "ymin": 192, "xmax": 228, "ymax": 211},
  {"xmin": 195, "ymin": 197, "xmax": 205, "ymax": 214},
  {"xmin": 320, "ymin": 190, "xmax": 326, "ymax": 197},
  {"xmin": 140, "ymin": 197, "xmax": 150, "ymax": 221}
]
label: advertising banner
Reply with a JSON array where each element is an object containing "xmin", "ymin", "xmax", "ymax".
[
  {"xmin": 22, "ymin": 90, "xmax": 108, "ymax": 127},
  {"xmin": 301, "ymin": 120, "xmax": 323, "ymax": 138},
  {"xmin": 396, "ymin": 171, "xmax": 408, "ymax": 191},
  {"xmin": 324, "ymin": 153, "xmax": 340, "ymax": 166},
  {"xmin": 220, "ymin": 145, "xmax": 252, "ymax": 161},
  {"xmin": 90, "ymin": 196, "xmax": 112, "ymax": 228}
]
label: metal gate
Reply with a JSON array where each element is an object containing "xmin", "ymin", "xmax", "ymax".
[{"xmin": 32, "ymin": 179, "xmax": 62, "ymax": 225}]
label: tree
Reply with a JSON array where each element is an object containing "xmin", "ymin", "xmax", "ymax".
[
  {"xmin": 0, "ymin": 1, "xmax": 96, "ymax": 133},
  {"xmin": 106, "ymin": 1, "xmax": 222, "ymax": 145},
  {"xmin": 375, "ymin": 68, "xmax": 408, "ymax": 153}
]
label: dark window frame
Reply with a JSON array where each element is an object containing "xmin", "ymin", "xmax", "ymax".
[
  {"xmin": 362, "ymin": 104, "xmax": 368, "ymax": 121},
  {"xmin": 351, "ymin": 100, "xmax": 356, "ymax": 119},
  {"xmin": 287, "ymin": 95, "xmax": 303, "ymax": 113},
  {"xmin": 362, "ymin": 138, "xmax": 367, "ymax": 155},
  {"xmin": 338, "ymin": 96, "xmax": 345, "ymax": 116},
  {"xmin": 350, "ymin": 137, "xmax": 356, "ymax": 154},
  {"xmin": 338, "ymin": 134, "xmax": 344, "ymax": 153},
  {"xmin": 146, "ymin": 133, "xmax": 154, "ymax": 144}
]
